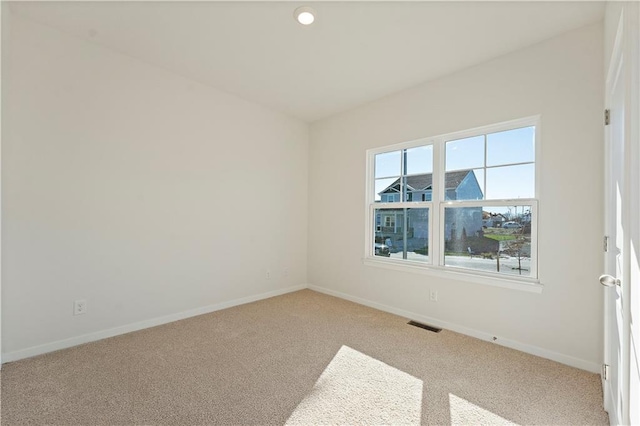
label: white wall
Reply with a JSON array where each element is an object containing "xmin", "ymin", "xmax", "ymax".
[
  {"xmin": 308, "ymin": 23, "xmax": 604, "ymax": 371},
  {"xmin": 2, "ymin": 15, "xmax": 308, "ymax": 358}
]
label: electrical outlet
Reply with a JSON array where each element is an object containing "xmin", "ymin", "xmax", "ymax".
[
  {"xmin": 266, "ymin": 269, "xmax": 271, "ymax": 280},
  {"xmin": 74, "ymin": 299, "xmax": 87, "ymax": 315},
  {"xmin": 429, "ymin": 289, "xmax": 438, "ymax": 302}
]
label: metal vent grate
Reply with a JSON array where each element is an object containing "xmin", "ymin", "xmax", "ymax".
[{"xmin": 407, "ymin": 320, "xmax": 442, "ymax": 333}]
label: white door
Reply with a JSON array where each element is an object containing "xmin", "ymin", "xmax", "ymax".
[
  {"xmin": 626, "ymin": 5, "xmax": 640, "ymax": 425},
  {"xmin": 603, "ymin": 36, "xmax": 625, "ymax": 422},
  {"xmin": 602, "ymin": 4, "xmax": 639, "ymax": 425}
]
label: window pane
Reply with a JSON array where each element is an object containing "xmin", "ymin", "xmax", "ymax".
[
  {"xmin": 486, "ymin": 164, "xmax": 534, "ymax": 199},
  {"xmin": 374, "ymin": 208, "xmax": 429, "ymax": 262},
  {"xmin": 406, "ymin": 145, "xmax": 433, "ymax": 175},
  {"xmin": 487, "ymin": 126, "xmax": 535, "ymax": 167},
  {"xmin": 472, "ymin": 168, "xmax": 485, "ymax": 198},
  {"xmin": 375, "ymin": 177, "xmax": 400, "ymax": 202},
  {"xmin": 375, "ymin": 151, "xmax": 401, "ymax": 178},
  {"xmin": 404, "ymin": 173, "xmax": 433, "ymax": 202},
  {"xmin": 445, "ymin": 135, "xmax": 484, "ymax": 171},
  {"xmin": 444, "ymin": 169, "xmax": 484, "ymax": 201},
  {"xmin": 444, "ymin": 206, "xmax": 532, "ymax": 277}
]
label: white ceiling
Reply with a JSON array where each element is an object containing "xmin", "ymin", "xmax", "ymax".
[{"xmin": 9, "ymin": 1, "xmax": 605, "ymax": 123}]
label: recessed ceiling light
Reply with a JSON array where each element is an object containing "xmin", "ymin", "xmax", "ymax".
[{"xmin": 294, "ymin": 6, "xmax": 316, "ymax": 26}]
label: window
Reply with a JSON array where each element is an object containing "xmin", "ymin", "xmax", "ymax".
[
  {"xmin": 366, "ymin": 117, "xmax": 539, "ymax": 285},
  {"xmin": 372, "ymin": 144, "xmax": 433, "ymax": 262}
]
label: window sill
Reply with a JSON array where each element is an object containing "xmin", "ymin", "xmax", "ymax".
[{"xmin": 362, "ymin": 257, "xmax": 543, "ymax": 293}]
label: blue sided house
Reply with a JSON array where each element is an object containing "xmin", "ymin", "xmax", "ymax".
[{"xmin": 376, "ymin": 170, "xmax": 484, "ymax": 250}]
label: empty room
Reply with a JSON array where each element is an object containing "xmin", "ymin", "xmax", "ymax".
[{"xmin": 0, "ymin": 1, "xmax": 638, "ymax": 425}]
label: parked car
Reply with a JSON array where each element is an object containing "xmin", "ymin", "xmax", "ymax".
[
  {"xmin": 374, "ymin": 243, "xmax": 391, "ymax": 257},
  {"xmin": 503, "ymin": 221, "xmax": 523, "ymax": 229}
]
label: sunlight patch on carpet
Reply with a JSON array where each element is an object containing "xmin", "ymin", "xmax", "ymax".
[
  {"xmin": 286, "ymin": 345, "xmax": 422, "ymax": 425},
  {"xmin": 449, "ymin": 393, "xmax": 519, "ymax": 425}
]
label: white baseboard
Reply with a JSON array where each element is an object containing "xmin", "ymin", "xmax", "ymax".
[
  {"xmin": 308, "ymin": 284, "xmax": 601, "ymax": 374},
  {"xmin": 3, "ymin": 283, "xmax": 601, "ymax": 374},
  {"xmin": 2, "ymin": 284, "xmax": 306, "ymax": 364}
]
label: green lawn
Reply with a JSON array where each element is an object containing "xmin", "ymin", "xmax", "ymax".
[{"xmin": 484, "ymin": 234, "xmax": 516, "ymax": 241}]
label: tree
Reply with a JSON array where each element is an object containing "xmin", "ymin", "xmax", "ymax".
[
  {"xmin": 506, "ymin": 235, "xmax": 528, "ymax": 274},
  {"xmin": 503, "ymin": 206, "xmax": 529, "ymax": 275}
]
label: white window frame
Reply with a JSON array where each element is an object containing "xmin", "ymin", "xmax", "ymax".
[{"xmin": 364, "ymin": 116, "xmax": 542, "ymax": 293}]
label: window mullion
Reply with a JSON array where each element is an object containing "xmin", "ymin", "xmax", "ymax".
[
  {"xmin": 432, "ymin": 139, "xmax": 443, "ymax": 266},
  {"xmin": 483, "ymin": 134, "xmax": 488, "ymax": 199},
  {"xmin": 401, "ymin": 149, "xmax": 408, "ymax": 260},
  {"xmin": 403, "ymin": 208, "xmax": 408, "ymax": 259}
]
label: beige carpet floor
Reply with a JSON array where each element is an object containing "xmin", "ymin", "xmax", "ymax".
[{"xmin": 1, "ymin": 289, "xmax": 608, "ymax": 425}]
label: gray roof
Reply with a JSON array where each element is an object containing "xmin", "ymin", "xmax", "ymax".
[{"xmin": 380, "ymin": 170, "xmax": 473, "ymax": 193}]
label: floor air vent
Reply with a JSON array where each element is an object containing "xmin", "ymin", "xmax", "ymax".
[{"xmin": 407, "ymin": 320, "xmax": 442, "ymax": 333}]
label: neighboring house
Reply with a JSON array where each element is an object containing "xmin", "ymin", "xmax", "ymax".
[
  {"xmin": 378, "ymin": 170, "xmax": 483, "ymax": 203},
  {"xmin": 483, "ymin": 211, "xmax": 508, "ymax": 228},
  {"xmin": 376, "ymin": 170, "xmax": 483, "ymax": 245}
]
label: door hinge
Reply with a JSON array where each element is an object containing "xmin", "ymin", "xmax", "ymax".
[
  {"xmin": 605, "ymin": 109, "xmax": 611, "ymax": 126},
  {"xmin": 602, "ymin": 363, "xmax": 610, "ymax": 380},
  {"xmin": 604, "ymin": 236, "xmax": 609, "ymax": 252}
]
